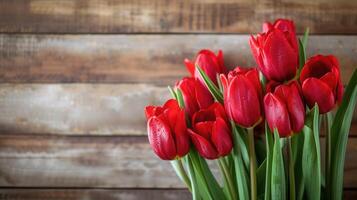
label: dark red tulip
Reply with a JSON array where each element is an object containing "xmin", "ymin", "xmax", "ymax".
[
  {"xmin": 264, "ymin": 81, "xmax": 305, "ymax": 137},
  {"xmin": 185, "ymin": 49, "xmax": 227, "ymax": 85},
  {"xmin": 176, "ymin": 77, "xmax": 214, "ymax": 117},
  {"xmin": 300, "ymin": 55, "xmax": 344, "ymax": 114},
  {"xmin": 250, "ymin": 19, "xmax": 299, "ymax": 82},
  {"xmin": 188, "ymin": 103, "xmax": 232, "ymax": 159},
  {"xmin": 220, "ymin": 67, "xmax": 263, "ymax": 128},
  {"xmin": 145, "ymin": 99, "xmax": 190, "ymax": 160}
]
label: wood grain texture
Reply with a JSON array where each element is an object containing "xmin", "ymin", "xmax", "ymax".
[
  {"xmin": 0, "ymin": 189, "xmax": 191, "ymax": 200},
  {"xmin": 0, "ymin": 189, "xmax": 356, "ymax": 200},
  {"xmin": 0, "ymin": 135, "xmax": 356, "ymax": 188},
  {"xmin": 0, "ymin": 0, "xmax": 356, "ymax": 34},
  {"xmin": 0, "ymin": 84, "xmax": 355, "ymax": 136},
  {"xmin": 0, "ymin": 84, "xmax": 169, "ymax": 135},
  {"xmin": 0, "ymin": 35, "xmax": 356, "ymax": 85}
]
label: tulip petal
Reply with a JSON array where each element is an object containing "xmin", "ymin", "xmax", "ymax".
[
  {"xmin": 195, "ymin": 50, "xmax": 220, "ymax": 84},
  {"xmin": 263, "ymin": 22, "xmax": 273, "ymax": 32},
  {"xmin": 163, "ymin": 99, "xmax": 180, "ymax": 110},
  {"xmin": 264, "ymin": 93, "xmax": 292, "ymax": 137},
  {"xmin": 262, "ymin": 30, "xmax": 298, "ymax": 81},
  {"xmin": 249, "ymin": 35, "xmax": 265, "ymax": 76},
  {"xmin": 217, "ymin": 50, "xmax": 226, "ymax": 73},
  {"xmin": 274, "ymin": 82, "xmax": 305, "ymax": 133},
  {"xmin": 194, "ymin": 121, "xmax": 214, "ymax": 140},
  {"xmin": 177, "ymin": 78, "xmax": 200, "ymax": 117},
  {"xmin": 188, "ymin": 129, "xmax": 218, "ymax": 159},
  {"xmin": 148, "ymin": 117, "xmax": 176, "ymax": 160},
  {"xmin": 145, "ymin": 106, "xmax": 156, "ymax": 119},
  {"xmin": 195, "ymin": 80, "xmax": 214, "ymax": 109},
  {"xmin": 184, "ymin": 59, "xmax": 195, "ymax": 77},
  {"xmin": 174, "ymin": 110, "xmax": 190, "ymax": 157},
  {"xmin": 302, "ymin": 78, "xmax": 335, "ymax": 114},
  {"xmin": 228, "ymin": 75, "xmax": 261, "ymax": 127},
  {"xmin": 245, "ymin": 68, "xmax": 262, "ymax": 98},
  {"xmin": 320, "ymin": 72, "xmax": 337, "ymax": 91},
  {"xmin": 211, "ymin": 118, "xmax": 233, "ymax": 156}
]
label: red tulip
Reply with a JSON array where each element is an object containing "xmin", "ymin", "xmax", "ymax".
[
  {"xmin": 176, "ymin": 77, "xmax": 214, "ymax": 117},
  {"xmin": 264, "ymin": 81, "xmax": 305, "ymax": 137},
  {"xmin": 250, "ymin": 19, "xmax": 299, "ymax": 82},
  {"xmin": 300, "ymin": 55, "xmax": 344, "ymax": 114},
  {"xmin": 145, "ymin": 99, "xmax": 190, "ymax": 160},
  {"xmin": 188, "ymin": 103, "xmax": 232, "ymax": 159},
  {"xmin": 185, "ymin": 49, "xmax": 227, "ymax": 85},
  {"xmin": 220, "ymin": 67, "xmax": 262, "ymax": 128}
]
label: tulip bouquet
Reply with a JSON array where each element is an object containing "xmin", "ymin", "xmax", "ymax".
[{"xmin": 144, "ymin": 19, "xmax": 357, "ymax": 200}]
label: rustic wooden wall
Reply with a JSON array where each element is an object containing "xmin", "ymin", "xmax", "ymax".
[{"xmin": 0, "ymin": 0, "xmax": 356, "ymax": 199}]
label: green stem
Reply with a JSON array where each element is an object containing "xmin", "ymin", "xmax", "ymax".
[
  {"xmin": 218, "ymin": 157, "xmax": 238, "ymax": 200},
  {"xmin": 325, "ymin": 112, "xmax": 332, "ymax": 199},
  {"xmin": 288, "ymin": 137, "xmax": 296, "ymax": 200},
  {"xmin": 186, "ymin": 156, "xmax": 200, "ymax": 200},
  {"xmin": 171, "ymin": 159, "xmax": 192, "ymax": 192},
  {"xmin": 248, "ymin": 128, "xmax": 257, "ymax": 200}
]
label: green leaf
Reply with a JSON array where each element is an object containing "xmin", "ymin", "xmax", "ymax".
[
  {"xmin": 235, "ymin": 125, "xmax": 250, "ymax": 170},
  {"xmin": 168, "ymin": 86, "xmax": 177, "ymax": 100},
  {"xmin": 302, "ymin": 105, "xmax": 321, "ymax": 200},
  {"xmin": 175, "ymin": 88, "xmax": 185, "ymax": 109},
  {"xmin": 271, "ymin": 129, "xmax": 286, "ymax": 200},
  {"xmin": 196, "ymin": 65, "xmax": 224, "ymax": 103},
  {"xmin": 297, "ymin": 28, "xmax": 309, "ymax": 77},
  {"xmin": 191, "ymin": 150, "xmax": 226, "ymax": 200},
  {"xmin": 264, "ymin": 123, "xmax": 274, "ymax": 200},
  {"xmin": 330, "ymin": 69, "xmax": 357, "ymax": 200},
  {"xmin": 291, "ymin": 132, "xmax": 305, "ymax": 200},
  {"xmin": 302, "ymin": 28, "xmax": 309, "ymax": 48},
  {"xmin": 257, "ymin": 158, "xmax": 267, "ymax": 197},
  {"xmin": 298, "ymin": 39, "xmax": 306, "ymax": 69},
  {"xmin": 231, "ymin": 121, "xmax": 250, "ymax": 200},
  {"xmin": 185, "ymin": 155, "xmax": 204, "ymax": 200},
  {"xmin": 217, "ymin": 73, "xmax": 224, "ymax": 94}
]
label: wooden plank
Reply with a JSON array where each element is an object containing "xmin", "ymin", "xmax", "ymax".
[
  {"xmin": 0, "ymin": 84, "xmax": 355, "ymax": 136},
  {"xmin": 0, "ymin": 189, "xmax": 191, "ymax": 200},
  {"xmin": 0, "ymin": 35, "xmax": 356, "ymax": 85},
  {"xmin": 0, "ymin": 135, "xmax": 356, "ymax": 188},
  {"xmin": 0, "ymin": 0, "xmax": 356, "ymax": 34},
  {"xmin": 0, "ymin": 189, "xmax": 356, "ymax": 200},
  {"xmin": 0, "ymin": 84, "xmax": 168, "ymax": 136}
]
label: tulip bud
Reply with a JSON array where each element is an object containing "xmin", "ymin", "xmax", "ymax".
[
  {"xmin": 145, "ymin": 99, "xmax": 190, "ymax": 160},
  {"xmin": 176, "ymin": 77, "xmax": 214, "ymax": 118},
  {"xmin": 185, "ymin": 49, "xmax": 227, "ymax": 85},
  {"xmin": 250, "ymin": 19, "xmax": 299, "ymax": 82},
  {"xmin": 188, "ymin": 103, "xmax": 232, "ymax": 159},
  {"xmin": 300, "ymin": 55, "xmax": 344, "ymax": 114},
  {"xmin": 220, "ymin": 67, "xmax": 263, "ymax": 128},
  {"xmin": 264, "ymin": 81, "xmax": 305, "ymax": 137}
]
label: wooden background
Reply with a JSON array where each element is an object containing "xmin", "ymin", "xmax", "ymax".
[{"xmin": 0, "ymin": 0, "xmax": 356, "ymax": 199}]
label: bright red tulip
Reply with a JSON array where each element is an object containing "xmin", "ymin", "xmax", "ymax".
[
  {"xmin": 264, "ymin": 81, "xmax": 305, "ymax": 137},
  {"xmin": 145, "ymin": 99, "xmax": 190, "ymax": 160},
  {"xmin": 250, "ymin": 19, "xmax": 299, "ymax": 82},
  {"xmin": 188, "ymin": 103, "xmax": 232, "ymax": 159},
  {"xmin": 220, "ymin": 67, "xmax": 262, "ymax": 128},
  {"xmin": 176, "ymin": 77, "xmax": 214, "ymax": 117},
  {"xmin": 185, "ymin": 49, "xmax": 227, "ymax": 85},
  {"xmin": 300, "ymin": 55, "xmax": 344, "ymax": 114}
]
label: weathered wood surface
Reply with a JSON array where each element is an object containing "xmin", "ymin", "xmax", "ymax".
[
  {"xmin": 0, "ymin": 135, "xmax": 356, "ymax": 188},
  {"xmin": 0, "ymin": 189, "xmax": 356, "ymax": 200},
  {"xmin": 0, "ymin": 0, "xmax": 356, "ymax": 34},
  {"xmin": 0, "ymin": 84, "xmax": 355, "ymax": 136},
  {"xmin": 0, "ymin": 135, "xmax": 354, "ymax": 188},
  {"xmin": 0, "ymin": 35, "xmax": 356, "ymax": 85},
  {"xmin": 0, "ymin": 189, "xmax": 191, "ymax": 200}
]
